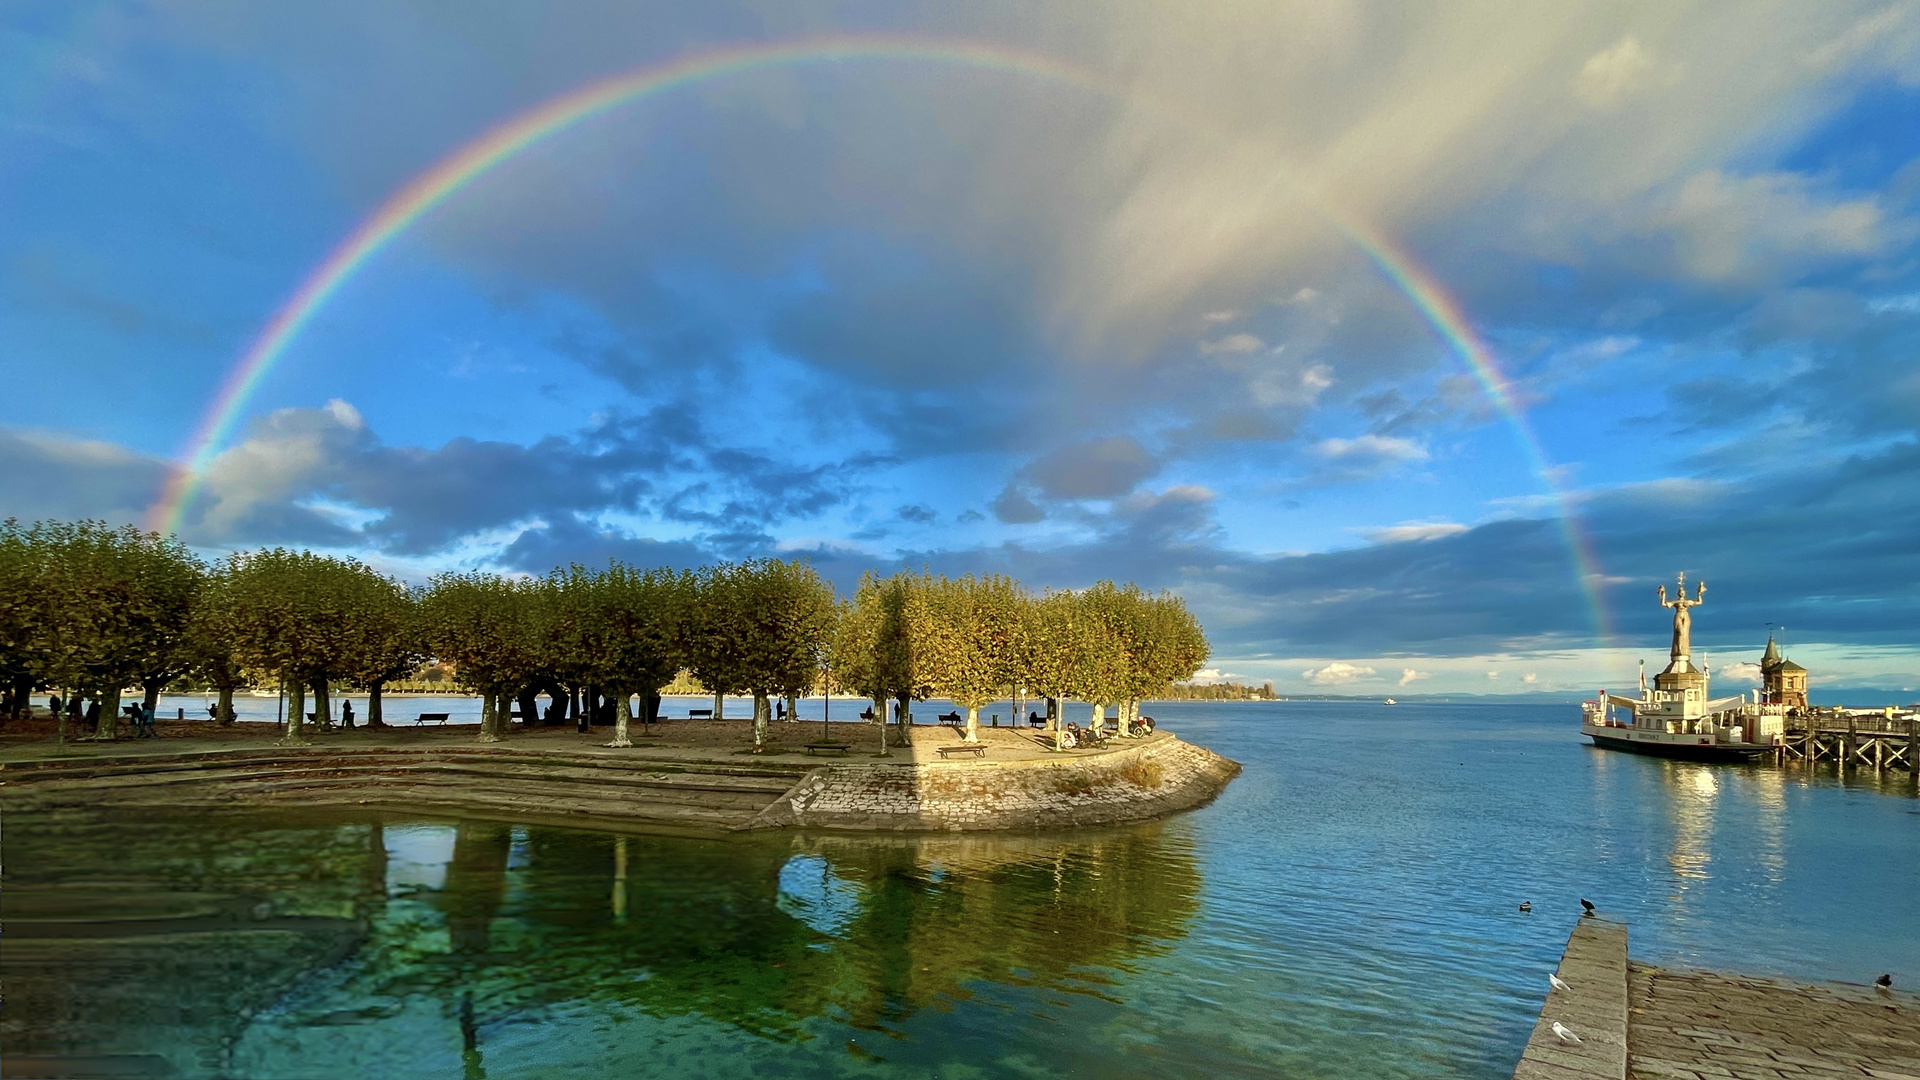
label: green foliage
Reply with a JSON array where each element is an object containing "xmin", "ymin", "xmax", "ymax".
[
  {"xmin": 1, "ymin": 519, "xmax": 203, "ymax": 735},
  {"xmin": 1, "ymin": 518, "xmax": 1214, "ymax": 746}
]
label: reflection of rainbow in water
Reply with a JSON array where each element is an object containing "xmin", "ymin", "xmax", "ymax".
[{"xmin": 143, "ymin": 34, "xmax": 1610, "ymax": 643}]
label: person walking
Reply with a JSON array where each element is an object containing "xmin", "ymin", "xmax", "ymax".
[
  {"xmin": 137, "ymin": 701, "xmax": 157, "ymax": 738},
  {"xmin": 341, "ymin": 699, "xmax": 355, "ymax": 729}
]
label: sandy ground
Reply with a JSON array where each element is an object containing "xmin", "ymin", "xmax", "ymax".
[{"xmin": 0, "ymin": 710, "xmax": 1160, "ymax": 765}]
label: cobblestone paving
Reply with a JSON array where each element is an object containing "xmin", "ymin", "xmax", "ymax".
[{"xmin": 1628, "ymin": 964, "xmax": 1920, "ymax": 1079}]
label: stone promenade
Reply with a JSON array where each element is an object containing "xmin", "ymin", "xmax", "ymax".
[{"xmin": 1514, "ymin": 919, "xmax": 1920, "ymax": 1079}]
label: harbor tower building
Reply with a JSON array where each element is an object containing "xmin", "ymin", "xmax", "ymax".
[{"xmin": 1760, "ymin": 635, "xmax": 1808, "ymax": 710}]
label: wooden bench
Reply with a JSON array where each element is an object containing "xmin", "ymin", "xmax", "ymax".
[
  {"xmin": 935, "ymin": 743, "xmax": 986, "ymax": 759},
  {"xmin": 936, "ymin": 711, "xmax": 963, "ymax": 726},
  {"xmin": 413, "ymin": 712, "xmax": 450, "ymax": 726},
  {"xmin": 687, "ymin": 708, "xmax": 713, "ymax": 719},
  {"xmin": 805, "ymin": 742, "xmax": 852, "ymax": 756}
]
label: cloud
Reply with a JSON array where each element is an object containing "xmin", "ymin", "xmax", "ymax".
[
  {"xmin": 1652, "ymin": 170, "xmax": 1900, "ymax": 286},
  {"xmin": 1398, "ymin": 668, "xmax": 1429, "ymax": 687},
  {"xmin": 1313, "ymin": 435, "xmax": 1427, "ymax": 465},
  {"xmin": 1575, "ymin": 37, "xmax": 1655, "ymax": 109},
  {"xmin": 1522, "ymin": 672, "xmax": 1538, "ymax": 684},
  {"xmin": 896, "ymin": 504, "xmax": 937, "ymax": 524},
  {"xmin": 990, "ymin": 484, "xmax": 1045, "ymax": 524},
  {"xmin": 1485, "ymin": 671, "xmax": 1500, "ymax": 680},
  {"xmin": 1359, "ymin": 521, "xmax": 1470, "ymax": 544},
  {"xmin": 0, "ymin": 428, "xmax": 171, "ymax": 527},
  {"xmin": 1199, "ymin": 332, "xmax": 1264, "ymax": 355},
  {"xmin": 1302, "ymin": 662, "xmax": 1376, "ymax": 685},
  {"xmin": 1717, "ymin": 661, "xmax": 1762, "ymax": 684},
  {"xmin": 1025, "ymin": 437, "xmax": 1160, "ymax": 500},
  {"xmin": 1186, "ymin": 668, "xmax": 1241, "ymax": 684}
]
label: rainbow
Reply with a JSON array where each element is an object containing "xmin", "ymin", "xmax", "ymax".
[
  {"xmin": 147, "ymin": 33, "xmax": 1613, "ymax": 644},
  {"xmin": 146, "ymin": 34, "xmax": 1113, "ymax": 537}
]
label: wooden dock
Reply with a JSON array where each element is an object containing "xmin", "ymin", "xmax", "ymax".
[
  {"xmin": 1514, "ymin": 919, "xmax": 1920, "ymax": 1079},
  {"xmin": 1779, "ymin": 712, "xmax": 1919, "ymax": 772}
]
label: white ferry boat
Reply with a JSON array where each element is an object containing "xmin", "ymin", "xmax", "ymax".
[{"xmin": 1580, "ymin": 573, "xmax": 1785, "ymax": 762}]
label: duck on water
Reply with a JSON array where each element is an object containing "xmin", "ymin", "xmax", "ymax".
[{"xmin": 1580, "ymin": 573, "xmax": 1786, "ymax": 762}]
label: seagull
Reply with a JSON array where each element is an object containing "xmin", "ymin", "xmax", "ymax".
[
  {"xmin": 1551, "ymin": 1022, "xmax": 1581, "ymax": 1045},
  {"xmin": 1550, "ymin": 973, "xmax": 1570, "ymax": 992},
  {"xmin": 1580, "ymin": 898, "xmax": 1596, "ymax": 916},
  {"xmin": 1876, "ymin": 973, "xmax": 1893, "ymax": 990},
  {"xmin": 1519, "ymin": 901, "xmax": 1532, "ymax": 913}
]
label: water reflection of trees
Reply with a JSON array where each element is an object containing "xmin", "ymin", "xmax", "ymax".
[
  {"xmin": 369, "ymin": 819, "xmax": 1204, "ymax": 1044},
  {"xmin": 4, "ymin": 811, "xmax": 1204, "ymax": 1075}
]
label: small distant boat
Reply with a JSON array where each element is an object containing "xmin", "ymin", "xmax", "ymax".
[
  {"xmin": 1383, "ymin": 698, "xmax": 1397, "ymax": 705},
  {"xmin": 246, "ymin": 689, "xmax": 278, "ymax": 698}
]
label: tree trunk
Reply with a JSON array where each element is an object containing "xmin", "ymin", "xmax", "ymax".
[
  {"xmin": 895, "ymin": 693, "xmax": 912, "ymax": 746},
  {"xmin": 963, "ymin": 704, "xmax": 980, "ymax": 743},
  {"xmin": 312, "ymin": 676, "xmax": 332, "ymax": 732},
  {"xmin": 367, "ymin": 681, "xmax": 386, "ymax": 728},
  {"xmin": 55, "ymin": 692, "xmax": 68, "ymax": 744},
  {"xmin": 516, "ymin": 686, "xmax": 538, "ymax": 731},
  {"xmin": 643, "ymin": 691, "xmax": 661, "ymax": 736},
  {"xmin": 1091, "ymin": 702, "xmax": 1105, "ymax": 741},
  {"xmin": 98, "ymin": 685, "xmax": 123, "ymax": 740},
  {"xmin": 575, "ymin": 684, "xmax": 588, "ymax": 733},
  {"xmin": 608, "ymin": 692, "xmax": 633, "ymax": 748},
  {"xmin": 142, "ymin": 681, "xmax": 161, "ymax": 714},
  {"xmin": 784, "ymin": 693, "xmax": 798, "ymax": 724},
  {"xmin": 713, "ymin": 690, "xmax": 724, "ymax": 723},
  {"xmin": 874, "ymin": 696, "xmax": 888, "ymax": 756},
  {"xmin": 752, "ymin": 691, "xmax": 770, "ymax": 750},
  {"xmin": 217, "ymin": 684, "xmax": 236, "ymax": 726},
  {"xmin": 285, "ymin": 679, "xmax": 308, "ymax": 744},
  {"xmin": 477, "ymin": 693, "xmax": 499, "ymax": 743}
]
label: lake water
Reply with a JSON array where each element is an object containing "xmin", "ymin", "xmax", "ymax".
[{"xmin": 7, "ymin": 701, "xmax": 1918, "ymax": 1079}]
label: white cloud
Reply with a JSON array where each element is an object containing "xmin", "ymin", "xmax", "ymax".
[
  {"xmin": 1654, "ymin": 170, "xmax": 1899, "ymax": 285},
  {"xmin": 1200, "ymin": 332, "xmax": 1265, "ymax": 354},
  {"xmin": 1522, "ymin": 672, "xmax": 1539, "ymax": 685},
  {"xmin": 1302, "ymin": 661, "xmax": 1376, "ymax": 685},
  {"xmin": 1576, "ymin": 37, "xmax": 1655, "ymax": 109},
  {"xmin": 1187, "ymin": 667, "xmax": 1242, "ymax": 684},
  {"xmin": 1486, "ymin": 670, "xmax": 1501, "ymax": 680},
  {"xmin": 1719, "ymin": 661, "xmax": 1763, "ymax": 684},
  {"xmin": 1398, "ymin": 668, "xmax": 1429, "ymax": 687},
  {"xmin": 1313, "ymin": 434, "xmax": 1428, "ymax": 464},
  {"xmin": 1359, "ymin": 521, "xmax": 1469, "ymax": 544}
]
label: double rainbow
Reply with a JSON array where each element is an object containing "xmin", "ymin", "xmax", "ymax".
[{"xmin": 145, "ymin": 32, "xmax": 1610, "ymax": 642}]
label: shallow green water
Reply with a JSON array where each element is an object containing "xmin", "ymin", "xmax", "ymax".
[{"xmin": 5, "ymin": 701, "xmax": 1917, "ymax": 1078}]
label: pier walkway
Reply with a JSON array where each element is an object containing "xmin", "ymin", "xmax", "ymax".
[{"xmin": 1515, "ymin": 920, "xmax": 1920, "ymax": 1079}]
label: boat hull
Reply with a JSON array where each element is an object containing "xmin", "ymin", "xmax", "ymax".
[{"xmin": 1582, "ymin": 724, "xmax": 1774, "ymax": 762}]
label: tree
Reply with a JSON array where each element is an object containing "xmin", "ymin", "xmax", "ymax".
[
  {"xmin": 921, "ymin": 574, "xmax": 1025, "ymax": 743},
  {"xmin": 695, "ymin": 560, "xmax": 835, "ymax": 751},
  {"xmin": 1019, "ymin": 588, "xmax": 1128, "ymax": 751},
  {"xmin": 831, "ymin": 571, "xmax": 930, "ymax": 753},
  {"xmin": 227, "ymin": 549, "xmax": 408, "ymax": 743},
  {"xmin": 566, "ymin": 563, "xmax": 691, "ymax": 748},
  {"xmin": 419, "ymin": 572, "xmax": 541, "ymax": 743},
  {"xmin": 185, "ymin": 562, "xmax": 243, "ymax": 726},
  {"xmin": 340, "ymin": 575, "xmax": 424, "ymax": 728},
  {"xmin": 6, "ymin": 521, "xmax": 203, "ymax": 741}
]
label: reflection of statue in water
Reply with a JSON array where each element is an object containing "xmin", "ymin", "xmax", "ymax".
[{"xmin": 1658, "ymin": 573, "xmax": 1706, "ymax": 660}]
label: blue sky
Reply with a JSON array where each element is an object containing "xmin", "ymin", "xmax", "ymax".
[{"xmin": 4, "ymin": 2, "xmax": 1918, "ymax": 695}]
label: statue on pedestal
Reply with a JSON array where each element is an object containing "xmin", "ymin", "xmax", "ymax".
[{"xmin": 1658, "ymin": 573, "xmax": 1706, "ymax": 661}]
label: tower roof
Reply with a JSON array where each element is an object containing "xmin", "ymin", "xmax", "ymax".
[
  {"xmin": 1762, "ymin": 635, "xmax": 1781, "ymax": 665},
  {"xmin": 1776, "ymin": 659, "xmax": 1806, "ymax": 673}
]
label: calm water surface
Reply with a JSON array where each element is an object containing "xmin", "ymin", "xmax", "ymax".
[{"xmin": 7, "ymin": 701, "xmax": 1918, "ymax": 1078}]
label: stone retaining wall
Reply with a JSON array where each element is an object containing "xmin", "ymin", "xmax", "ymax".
[{"xmin": 750, "ymin": 735, "xmax": 1241, "ymax": 831}]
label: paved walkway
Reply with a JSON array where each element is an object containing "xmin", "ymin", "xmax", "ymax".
[
  {"xmin": 1627, "ymin": 965, "xmax": 1920, "ymax": 1079},
  {"xmin": 1514, "ymin": 919, "xmax": 1920, "ymax": 1079}
]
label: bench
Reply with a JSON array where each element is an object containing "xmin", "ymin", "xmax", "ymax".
[
  {"xmin": 414, "ymin": 712, "xmax": 450, "ymax": 726},
  {"xmin": 935, "ymin": 743, "xmax": 986, "ymax": 759},
  {"xmin": 805, "ymin": 742, "xmax": 852, "ymax": 756},
  {"xmin": 936, "ymin": 711, "xmax": 962, "ymax": 726},
  {"xmin": 687, "ymin": 708, "xmax": 713, "ymax": 719}
]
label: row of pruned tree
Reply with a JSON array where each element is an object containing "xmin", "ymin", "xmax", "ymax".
[{"xmin": 1, "ymin": 519, "xmax": 1208, "ymax": 751}]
